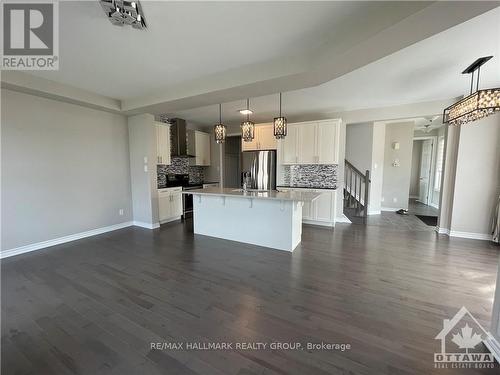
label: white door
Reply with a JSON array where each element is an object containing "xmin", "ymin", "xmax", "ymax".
[
  {"xmin": 317, "ymin": 121, "xmax": 338, "ymax": 164},
  {"xmin": 302, "ymin": 199, "xmax": 313, "ymax": 220},
  {"xmin": 281, "ymin": 125, "xmax": 298, "ymax": 164},
  {"xmin": 171, "ymin": 190, "xmax": 183, "ymax": 217},
  {"xmin": 297, "ymin": 123, "xmax": 317, "ymax": 164},
  {"xmin": 314, "ymin": 191, "xmax": 333, "ymax": 222},
  {"xmin": 418, "ymin": 139, "xmax": 433, "ymax": 204},
  {"xmin": 158, "ymin": 191, "xmax": 172, "ymax": 221}
]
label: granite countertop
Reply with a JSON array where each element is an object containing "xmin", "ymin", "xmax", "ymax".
[
  {"xmin": 183, "ymin": 187, "xmax": 323, "ymax": 202},
  {"xmin": 277, "ymin": 185, "xmax": 337, "ymax": 190}
]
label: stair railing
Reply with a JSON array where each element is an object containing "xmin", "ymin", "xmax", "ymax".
[{"xmin": 344, "ymin": 159, "xmax": 370, "ymax": 217}]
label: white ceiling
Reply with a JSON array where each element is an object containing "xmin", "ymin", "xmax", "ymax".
[
  {"xmin": 29, "ymin": 1, "xmax": 431, "ymax": 99},
  {"xmin": 169, "ymin": 7, "xmax": 500, "ymax": 128}
]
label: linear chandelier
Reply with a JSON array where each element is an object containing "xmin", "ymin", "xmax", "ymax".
[
  {"xmin": 443, "ymin": 56, "xmax": 500, "ymax": 126},
  {"xmin": 99, "ymin": 0, "xmax": 146, "ymax": 29}
]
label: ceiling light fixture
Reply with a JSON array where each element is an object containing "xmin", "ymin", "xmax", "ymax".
[
  {"xmin": 241, "ymin": 99, "xmax": 255, "ymax": 142},
  {"xmin": 99, "ymin": 0, "xmax": 146, "ymax": 29},
  {"xmin": 238, "ymin": 109, "xmax": 253, "ymax": 115},
  {"xmin": 443, "ymin": 56, "xmax": 500, "ymax": 126},
  {"xmin": 273, "ymin": 92, "xmax": 287, "ymax": 139},
  {"xmin": 214, "ymin": 104, "xmax": 227, "ymax": 144}
]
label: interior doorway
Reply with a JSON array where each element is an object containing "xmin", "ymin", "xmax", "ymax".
[
  {"xmin": 224, "ymin": 136, "xmax": 241, "ymax": 188},
  {"xmin": 409, "ymin": 136, "xmax": 441, "ymax": 223}
]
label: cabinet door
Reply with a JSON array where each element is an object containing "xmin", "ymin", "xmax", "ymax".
[
  {"xmin": 281, "ymin": 125, "xmax": 298, "ymax": 164},
  {"xmin": 257, "ymin": 124, "xmax": 277, "ymax": 150},
  {"xmin": 158, "ymin": 192, "xmax": 171, "ymax": 221},
  {"xmin": 241, "ymin": 136, "xmax": 258, "ymax": 151},
  {"xmin": 313, "ymin": 191, "xmax": 333, "ymax": 222},
  {"xmin": 302, "ymin": 200, "xmax": 313, "ymax": 220},
  {"xmin": 193, "ymin": 131, "xmax": 211, "ymax": 166},
  {"xmin": 317, "ymin": 121, "xmax": 338, "ymax": 164},
  {"xmin": 156, "ymin": 123, "xmax": 171, "ymax": 165},
  {"xmin": 202, "ymin": 132, "xmax": 211, "ymax": 166},
  {"xmin": 171, "ymin": 191, "xmax": 183, "ymax": 217},
  {"xmin": 297, "ymin": 123, "xmax": 317, "ymax": 164}
]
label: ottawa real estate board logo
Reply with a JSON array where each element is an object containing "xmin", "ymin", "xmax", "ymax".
[
  {"xmin": 434, "ymin": 306, "xmax": 497, "ymax": 369},
  {"xmin": 2, "ymin": 0, "xmax": 59, "ymax": 70}
]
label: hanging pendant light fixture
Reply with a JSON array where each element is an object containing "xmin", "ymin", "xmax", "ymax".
[
  {"xmin": 443, "ymin": 56, "xmax": 500, "ymax": 126},
  {"xmin": 241, "ymin": 99, "xmax": 255, "ymax": 142},
  {"xmin": 274, "ymin": 92, "xmax": 287, "ymax": 139},
  {"xmin": 214, "ymin": 104, "xmax": 227, "ymax": 144}
]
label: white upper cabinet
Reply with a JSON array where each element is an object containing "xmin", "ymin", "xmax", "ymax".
[
  {"xmin": 279, "ymin": 119, "xmax": 340, "ymax": 165},
  {"xmin": 317, "ymin": 120, "xmax": 340, "ymax": 164},
  {"xmin": 191, "ymin": 131, "xmax": 211, "ymax": 166},
  {"xmin": 280, "ymin": 125, "xmax": 298, "ymax": 164},
  {"xmin": 297, "ymin": 123, "xmax": 317, "ymax": 164},
  {"xmin": 241, "ymin": 124, "xmax": 277, "ymax": 151},
  {"xmin": 156, "ymin": 122, "xmax": 171, "ymax": 165},
  {"xmin": 257, "ymin": 124, "xmax": 277, "ymax": 150}
]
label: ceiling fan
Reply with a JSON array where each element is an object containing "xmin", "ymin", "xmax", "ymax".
[{"xmin": 420, "ymin": 115, "xmax": 440, "ymax": 133}]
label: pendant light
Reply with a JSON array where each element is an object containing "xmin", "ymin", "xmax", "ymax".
[
  {"xmin": 213, "ymin": 104, "xmax": 226, "ymax": 144},
  {"xmin": 241, "ymin": 98, "xmax": 255, "ymax": 142},
  {"xmin": 443, "ymin": 56, "xmax": 500, "ymax": 126},
  {"xmin": 273, "ymin": 92, "xmax": 287, "ymax": 139}
]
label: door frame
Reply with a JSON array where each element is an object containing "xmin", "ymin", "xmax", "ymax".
[{"xmin": 413, "ymin": 135, "xmax": 438, "ymax": 206}]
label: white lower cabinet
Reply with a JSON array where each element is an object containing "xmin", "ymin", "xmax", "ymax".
[
  {"xmin": 158, "ymin": 187, "xmax": 183, "ymax": 223},
  {"xmin": 279, "ymin": 188, "xmax": 336, "ymax": 226}
]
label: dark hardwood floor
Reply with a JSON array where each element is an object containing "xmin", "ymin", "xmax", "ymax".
[{"xmin": 1, "ymin": 220, "xmax": 498, "ymax": 374}]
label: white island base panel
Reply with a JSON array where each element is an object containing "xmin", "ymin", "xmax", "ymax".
[{"xmin": 193, "ymin": 194, "xmax": 303, "ymax": 252}]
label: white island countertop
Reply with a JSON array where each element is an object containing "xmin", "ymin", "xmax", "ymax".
[{"xmin": 183, "ymin": 187, "xmax": 323, "ymax": 202}]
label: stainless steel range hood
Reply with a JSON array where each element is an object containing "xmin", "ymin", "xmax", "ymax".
[{"xmin": 169, "ymin": 118, "xmax": 195, "ymax": 157}]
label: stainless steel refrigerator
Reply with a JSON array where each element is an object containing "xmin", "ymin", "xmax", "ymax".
[{"xmin": 241, "ymin": 150, "xmax": 277, "ymax": 190}]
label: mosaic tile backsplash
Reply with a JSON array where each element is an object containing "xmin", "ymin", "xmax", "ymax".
[
  {"xmin": 282, "ymin": 164, "xmax": 337, "ymax": 189},
  {"xmin": 157, "ymin": 157, "xmax": 204, "ymax": 187}
]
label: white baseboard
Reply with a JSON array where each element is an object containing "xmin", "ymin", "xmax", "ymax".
[
  {"xmin": 484, "ymin": 336, "xmax": 500, "ymax": 363},
  {"xmin": 159, "ymin": 216, "xmax": 182, "ymax": 225},
  {"xmin": 381, "ymin": 207, "xmax": 401, "ymax": 212},
  {"xmin": 133, "ymin": 221, "xmax": 160, "ymax": 229},
  {"xmin": 436, "ymin": 226, "xmax": 450, "ymax": 235},
  {"xmin": 450, "ymin": 230, "xmax": 493, "ymax": 241},
  {"xmin": 303, "ymin": 219, "xmax": 334, "ymax": 227},
  {"xmin": 409, "ymin": 195, "xmax": 419, "ymax": 199},
  {"xmin": 435, "ymin": 227, "xmax": 493, "ymax": 241},
  {"xmin": 335, "ymin": 214, "xmax": 352, "ymax": 224},
  {"xmin": 368, "ymin": 210, "xmax": 381, "ymax": 215},
  {"xmin": 1, "ymin": 221, "xmax": 133, "ymax": 259}
]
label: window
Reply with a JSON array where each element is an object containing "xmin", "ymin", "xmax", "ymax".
[{"xmin": 434, "ymin": 136, "xmax": 445, "ymax": 191}]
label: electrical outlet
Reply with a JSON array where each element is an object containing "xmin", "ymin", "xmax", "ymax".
[
  {"xmin": 393, "ymin": 197, "xmax": 398, "ymax": 203},
  {"xmin": 143, "ymin": 156, "xmax": 148, "ymax": 163},
  {"xmin": 144, "ymin": 165, "xmax": 148, "ymax": 172},
  {"xmin": 119, "ymin": 209, "xmax": 124, "ymax": 216}
]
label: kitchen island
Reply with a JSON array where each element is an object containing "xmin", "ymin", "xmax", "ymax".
[{"xmin": 183, "ymin": 187, "xmax": 323, "ymax": 251}]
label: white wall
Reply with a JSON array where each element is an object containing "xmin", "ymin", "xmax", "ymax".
[
  {"xmin": 381, "ymin": 122, "xmax": 415, "ymax": 210},
  {"xmin": 450, "ymin": 115, "xmax": 500, "ymax": 237},
  {"xmin": 128, "ymin": 114, "xmax": 158, "ymax": 227},
  {"xmin": 1, "ymin": 89, "xmax": 132, "ymax": 251},
  {"xmin": 369, "ymin": 123, "xmax": 386, "ymax": 214},
  {"xmin": 345, "ymin": 123, "xmax": 373, "ymax": 173}
]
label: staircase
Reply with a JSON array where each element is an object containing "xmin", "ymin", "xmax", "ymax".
[{"xmin": 344, "ymin": 159, "xmax": 370, "ymax": 223}]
